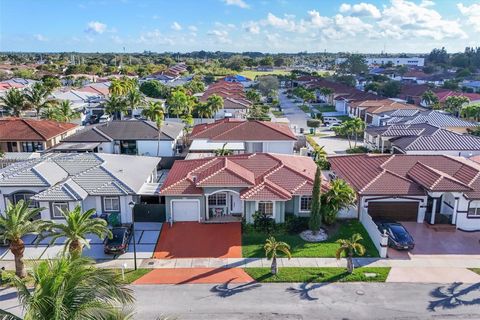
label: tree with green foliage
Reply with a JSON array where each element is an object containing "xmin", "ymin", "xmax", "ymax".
[
  {"xmin": 445, "ymin": 95, "xmax": 470, "ymax": 117},
  {"xmin": 421, "ymin": 90, "xmax": 439, "ymax": 108},
  {"xmin": 333, "ymin": 118, "xmax": 365, "ymax": 149},
  {"xmin": 105, "ymin": 95, "xmax": 128, "ymax": 120},
  {"xmin": 264, "ymin": 236, "xmax": 291, "ymax": 275},
  {"xmin": 39, "ymin": 206, "xmax": 111, "ymax": 256},
  {"xmin": 214, "ymin": 142, "xmax": 233, "ymax": 156},
  {"xmin": 322, "ymin": 179, "xmax": 356, "ymax": 225},
  {"xmin": 246, "ymin": 90, "xmax": 261, "ymax": 104},
  {"xmin": 125, "ymin": 88, "xmax": 145, "ymax": 114},
  {"xmin": 461, "ymin": 103, "xmax": 480, "ymax": 122},
  {"xmin": 139, "ymin": 80, "xmax": 170, "ymax": 99},
  {"xmin": 167, "ymin": 90, "xmax": 190, "ymax": 118},
  {"xmin": 442, "ymin": 79, "xmax": 460, "ymax": 91},
  {"xmin": 257, "ymin": 76, "xmax": 279, "ymax": 97},
  {"xmin": 48, "ymin": 100, "xmax": 79, "ymax": 122},
  {"xmin": 0, "ymin": 88, "xmax": 27, "ymax": 117},
  {"xmin": 41, "ymin": 76, "xmax": 62, "ymax": 91},
  {"xmin": 142, "ymin": 101, "xmax": 165, "ymax": 156},
  {"xmin": 319, "ymin": 87, "xmax": 334, "ymax": 103},
  {"xmin": 379, "ymin": 81, "xmax": 401, "ymax": 98},
  {"xmin": 308, "ymin": 166, "xmax": 323, "ymax": 234},
  {"xmin": 24, "ymin": 82, "xmax": 56, "ymax": 118},
  {"xmin": 206, "ymin": 94, "xmax": 224, "ymax": 117},
  {"xmin": 335, "ymin": 233, "xmax": 366, "ymax": 274},
  {"xmin": 184, "ymin": 79, "xmax": 205, "ymax": 94},
  {"xmin": 338, "ymin": 54, "xmax": 368, "ymax": 75},
  {"xmin": 4, "ymin": 255, "xmax": 134, "ymax": 320},
  {"xmin": 0, "ymin": 200, "xmax": 47, "ymax": 278}
]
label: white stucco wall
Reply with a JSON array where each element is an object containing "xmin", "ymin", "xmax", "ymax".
[
  {"xmin": 137, "ymin": 140, "xmax": 175, "ymax": 157},
  {"xmin": 263, "ymin": 141, "xmax": 295, "ymax": 154},
  {"xmin": 98, "ymin": 142, "xmax": 114, "ymax": 153}
]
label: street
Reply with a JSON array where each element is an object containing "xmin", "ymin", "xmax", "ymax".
[
  {"xmin": 2, "ymin": 282, "xmax": 480, "ymax": 319},
  {"xmin": 278, "ymin": 91, "xmax": 308, "ymax": 133}
]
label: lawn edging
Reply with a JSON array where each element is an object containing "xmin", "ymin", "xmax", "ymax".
[{"xmin": 244, "ymin": 267, "xmax": 390, "ymax": 283}]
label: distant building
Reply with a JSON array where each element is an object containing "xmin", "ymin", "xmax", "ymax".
[{"xmin": 336, "ymin": 57, "xmax": 425, "ymax": 67}]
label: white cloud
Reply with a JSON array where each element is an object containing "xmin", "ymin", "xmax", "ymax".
[
  {"xmin": 308, "ymin": 10, "xmax": 331, "ymax": 27},
  {"xmin": 188, "ymin": 25, "xmax": 198, "ymax": 32},
  {"xmin": 171, "ymin": 21, "xmax": 182, "ymax": 31},
  {"xmin": 458, "ymin": 3, "xmax": 480, "ymax": 32},
  {"xmin": 85, "ymin": 21, "xmax": 107, "ymax": 34},
  {"xmin": 138, "ymin": 29, "xmax": 175, "ymax": 45},
  {"xmin": 207, "ymin": 29, "xmax": 231, "ymax": 43},
  {"xmin": 243, "ymin": 21, "xmax": 260, "ymax": 34},
  {"xmin": 339, "ymin": 2, "xmax": 381, "ymax": 19},
  {"xmin": 223, "ymin": 0, "xmax": 249, "ymax": 9},
  {"xmin": 34, "ymin": 34, "xmax": 48, "ymax": 41},
  {"xmin": 264, "ymin": 12, "xmax": 307, "ymax": 32},
  {"xmin": 214, "ymin": 22, "xmax": 236, "ymax": 29}
]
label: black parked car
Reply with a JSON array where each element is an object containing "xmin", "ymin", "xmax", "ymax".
[
  {"xmin": 104, "ymin": 224, "xmax": 133, "ymax": 254},
  {"xmin": 375, "ymin": 220, "xmax": 415, "ymax": 250}
]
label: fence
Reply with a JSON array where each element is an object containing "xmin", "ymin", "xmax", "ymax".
[
  {"xmin": 359, "ymin": 208, "xmax": 388, "ymax": 258},
  {"xmin": 134, "ymin": 204, "xmax": 166, "ymax": 223}
]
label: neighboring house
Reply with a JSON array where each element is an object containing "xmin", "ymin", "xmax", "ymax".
[
  {"xmin": 348, "ymin": 99, "xmax": 422, "ymax": 125},
  {"xmin": 329, "ymin": 154, "xmax": 480, "ymax": 231},
  {"xmin": 0, "ymin": 153, "xmax": 160, "ymax": 223},
  {"xmin": 51, "ymin": 89, "xmax": 104, "ymax": 113},
  {"xmin": 160, "ymin": 153, "xmax": 326, "ymax": 223},
  {"xmin": 462, "ymin": 80, "xmax": 480, "ymax": 92},
  {"xmin": 199, "ymin": 80, "xmax": 252, "ymax": 119},
  {"xmin": 56, "ymin": 120, "xmax": 184, "ymax": 157},
  {"xmin": 398, "ymin": 84, "xmax": 431, "ymax": 106},
  {"xmin": 364, "ymin": 123, "xmax": 480, "ymax": 156},
  {"xmin": 189, "ymin": 118, "xmax": 297, "ymax": 154},
  {"xmin": 0, "ymin": 118, "xmax": 78, "ymax": 153},
  {"xmin": 382, "ymin": 110, "xmax": 477, "ymax": 133},
  {"xmin": 435, "ymin": 90, "xmax": 480, "ymax": 105},
  {"xmin": 336, "ymin": 57, "xmax": 425, "ymax": 67}
]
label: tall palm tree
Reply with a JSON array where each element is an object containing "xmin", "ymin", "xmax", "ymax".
[
  {"xmin": 167, "ymin": 90, "xmax": 190, "ymax": 118},
  {"xmin": 264, "ymin": 236, "xmax": 291, "ymax": 275},
  {"xmin": 335, "ymin": 233, "xmax": 366, "ymax": 274},
  {"xmin": 206, "ymin": 94, "xmax": 224, "ymax": 118},
  {"xmin": 105, "ymin": 95, "xmax": 127, "ymax": 120},
  {"xmin": 0, "ymin": 200, "xmax": 47, "ymax": 278},
  {"xmin": 125, "ymin": 89, "xmax": 144, "ymax": 115},
  {"xmin": 0, "ymin": 88, "xmax": 27, "ymax": 117},
  {"xmin": 142, "ymin": 101, "xmax": 165, "ymax": 156},
  {"xmin": 109, "ymin": 78, "xmax": 128, "ymax": 96},
  {"xmin": 6, "ymin": 255, "xmax": 134, "ymax": 320},
  {"xmin": 38, "ymin": 206, "xmax": 112, "ymax": 256},
  {"xmin": 52, "ymin": 101, "xmax": 79, "ymax": 122},
  {"xmin": 196, "ymin": 102, "xmax": 214, "ymax": 123},
  {"xmin": 24, "ymin": 82, "xmax": 55, "ymax": 118},
  {"xmin": 421, "ymin": 90, "xmax": 439, "ymax": 108},
  {"xmin": 319, "ymin": 87, "xmax": 334, "ymax": 104},
  {"xmin": 445, "ymin": 96, "xmax": 470, "ymax": 118}
]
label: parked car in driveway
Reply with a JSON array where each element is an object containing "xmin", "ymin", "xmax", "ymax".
[
  {"xmin": 328, "ymin": 123, "xmax": 342, "ymax": 130},
  {"xmin": 104, "ymin": 224, "xmax": 133, "ymax": 254},
  {"xmin": 375, "ymin": 220, "xmax": 415, "ymax": 250}
]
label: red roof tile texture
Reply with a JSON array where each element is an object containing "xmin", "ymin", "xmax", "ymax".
[
  {"xmin": 0, "ymin": 118, "xmax": 77, "ymax": 141},
  {"xmin": 160, "ymin": 153, "xmax": 326, "ymax": 200}
]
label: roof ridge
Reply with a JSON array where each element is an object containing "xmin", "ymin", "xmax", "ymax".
[
  {"xmin": 414, "ymin": 161, "xmax": 472, "ymax": 190},
  {"xmin": 92, "ymin": 126, "xmax": 114, "ymax": 141},
  {"xmin": 22, "ymin": 118, "xmax": 49, "ymax": 140},
  {"xmin": 360, "ymin": 169, "xmax": 387, "ymax": 193}
]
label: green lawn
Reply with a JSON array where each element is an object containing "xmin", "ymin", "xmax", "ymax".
[
  {"xmin": 239, "ymin": 69, "xmax": 291, "ymax": 80},
  {"xmin": 299, "ymin": 104, "xmax": 311, "ymax": 113},
  {"xmin": 469, "ymin": 268, "xmax": 480, "ymax": 275},
  {"xmin": 245, "ymin": 267, "xmax": 390, "ymax": 283},
  {"xmin": 271, "ymin": 110, "xmax": 285, "ymax": 117},
  {"xmin": 314, "ymin": 105, "xmax": 336, "ymax": 113},
  {"xmin": 242, "ymin": 220, "xmax": 378, "ymax": 258}
]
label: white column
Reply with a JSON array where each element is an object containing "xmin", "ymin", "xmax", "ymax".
[
  {"xmin": 381, "ymin": 139, "xmax": 385, "ymax": 153},
  {"xmin": 205, "ymin": 195, "xmax": 209, "ymax": 220},
  {"xmin": 430, "ymin": 198, "xmax": 437, "ymax": 224},
  {"xmin": 452, "ymin": 197, "xmax": 459, "ymax": 226}
]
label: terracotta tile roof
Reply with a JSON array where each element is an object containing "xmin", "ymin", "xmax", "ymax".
[
  {"xmin": 435, "ymin": 90, "xmax": 480, "ymax": 103},
  {"xmin": 190, "ymin": 118, "xmax": 296, "ymax": 141},
  {"xmin": 160, "ymin": 153, "xmax": 325, "ymax": 200},
  {"xmin": 0, "ymin": 118, "xmax": 77, "ymax": 142},
  {"xmin": 329, "ymin": 154, "xmax": 480, "ymax": 198}
]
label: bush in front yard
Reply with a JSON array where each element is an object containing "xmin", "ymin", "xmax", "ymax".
[
  {"xmin": 253, "ymin": 211, "xmax": 277, "ymax": 234},
  {"xmin": 284, "ymin": 214, "xmax": 309, "ymax": 233}
]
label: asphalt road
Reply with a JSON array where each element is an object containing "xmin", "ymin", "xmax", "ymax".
[
  {"xmin": 278, "ymin": 91, "xmax": 308, "ymax": 134},
  {"xmin": 2, "ymin": 282, "xmax": 480, "ymax": 319}
]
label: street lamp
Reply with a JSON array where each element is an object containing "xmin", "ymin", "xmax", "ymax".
[{"xmin": 128, "ymin": 200, "xmax": 137, "ymax": 270}]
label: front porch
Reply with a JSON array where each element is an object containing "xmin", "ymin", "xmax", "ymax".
[
  {"xmin": 424, "ymin": 192, "xmax": 459, "ymax": 227},
  {"xmin": 204, "ymin": 190, "xmax": 244, "ymax": 223}
]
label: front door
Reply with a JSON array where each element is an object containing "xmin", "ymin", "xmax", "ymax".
[{"xmin": 230, "ymin": 193, "xmax": 242, "ymax": 214}]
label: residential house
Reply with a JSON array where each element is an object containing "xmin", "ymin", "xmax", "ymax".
[
  {"xmin": 0, "ymin": 118, "xmax": 78, "ymax": 153},
  {"xmin": 398, "ymin": 84, "xmax": 431, "ymax": 106},
  {"xmin": 329, "ymin": 154, "xmax": 480, "ymax": 231},
  {"xmin": 435, "ymin": 91, "xmax": 480, "ymax": 106},
  {"xmin": 189, "ymin": 118, "xmax": 297, "ymax": 154},
  {"xmin": 462, "ymin": 80, "xmax": 480, "ymax": 93},
  {"xmin": 364, "ymin": 123, "xmax": 480, "ymax": 156},
  {"xmin": 348, "ymin": 99, "xmax": 423, "ymax": 125},
  {"xmin": 0, "ymin": 153, "xmax": 160, "ymax": 223},
  {"xmin": 56, "ymin": 120, "xmax": 184, "ymax": 157},
  {"xmin": 200, "ymin": 81, "xmax": 252, "ymax": 119},
  {"xmin": 382, "ymin": 110, "xmax": 477, "ymax": 133},
  {"xmin": 160, "ymin": 153, "xmax": 326, "ymax": 223},
  {"xmin": 336, "ymin": 57, "xmax": 425, "ymax": 67}
]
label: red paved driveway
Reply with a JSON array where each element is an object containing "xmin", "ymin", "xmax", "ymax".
[
  {"xmin": 154, "ymin": 222, "xmax": 242, "ymax": 259},
  {"xmin": 133, "ymin": 268, "xmax": 253, "ymax": 284}
]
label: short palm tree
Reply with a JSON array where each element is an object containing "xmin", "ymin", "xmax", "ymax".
[
  {"xmin": 0, "ymin": 200, "xmax": 47, "ymax": 278},
  {"xmin": 0, "ymin": 88, "xmax": 27, "ymax": 117},
  {"xmin": 142, "ymin": 101, "xmax": 165, "ymax": 156},
  {"xmin": 125, "ymin": 89, "xmax": 144, "ymax": 115},
  {"xmin": 24, "ymin": 82, "xmax": 55, "ymax": 118},
  {"xmin": 322, "ymin": 179, "xmax": 356, "ymax": 225},
  {"xmin": 264, "ymin": 236, "xmax": 291, "ymax": 275},
  {"xmin": 38, "ymin": 205, "xmax": 112, "ymax": 256},
  {"xmin": 335, "ymin": 233, "xmax": 366, "ymax": 274},
  {"xmin": 6, "ymin": 255, "xmax": 134, "ymax": 320},
  {"xmin": 105, "ymin": 95, "xmax": 127, "ymax": 120},
  {"xmin": 53, "ymin": 100, "xmax": 79, "ymax": 122},
  {"xmin": 206, "ymin": 94, "xmax": 224, "ymax": 117}
]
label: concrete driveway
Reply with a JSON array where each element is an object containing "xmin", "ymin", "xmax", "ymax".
[
  {"xmin": 0, "ymin": 222, "xmax": 161, "ymax": 261},
  {"xmin": 312, "ymin": 135, "xmax": 363, "ymax": 155}
]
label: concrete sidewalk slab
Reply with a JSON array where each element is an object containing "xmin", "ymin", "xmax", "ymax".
[{"xmin": 386, "ymin": 267, "xmax": 480, "ymax": 283}]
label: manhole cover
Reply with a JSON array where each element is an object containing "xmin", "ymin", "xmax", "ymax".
[{"xmin": 356, "ymin": 290, "xmax": 365, "ymax": 296}]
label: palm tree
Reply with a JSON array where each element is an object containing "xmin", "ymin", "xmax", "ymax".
[
  {"xmin": 142, "ymin": 101, "xmax": 165, "ymax": 156},
  {"xmin": 167, "ymin": 90, "xmax": 190, "ymax": 118},
  {"xmin": 0, "ymin": 200, "xmax": 47, "ymax": 278},
  {"xmin": 214, "ymin": 143, "xmax": 233, "ymax": 156},
  {"xmin": 322, "ymin": 179, "xmax": 356, "ymax": 225},
  {"xmin": 445, "ymin": 96, "xmax": 470, "ymax": 117},
  {"xmin": 421, "ymin": 90, "xmax": 439, "ymax": 108},
  {"xmin": 0, "ymin": 88, "xmax": 27, "ymax": 117},
  {"xmin": 38, "ymin": 206, "xmax": 112, "ymax": 256},
  {"xmin": 195, "ymin": 102, "xmax": 210, "ymax": 123},
  {"xmin": 335, "ymin": 233, "xmax": 366, "ymax": 274},
  {"xmin": 319, "ymin": 87, "xmax": 334, "ymax": 104},
  {"xmin": 52, "ymin": 100, "xmax": 79, "ymax": 122},
  {"xmin": 461, "ymin": 103, "xmax": 480, "ymax": 122},
  {"xmin": 105, "ymin": 95, "xmax": 127, "ymax": 120},
  {"xmin": 24, "ymin": 82, "xmax": 55, "ymax": 118},
  {"xmin": 125, "ymin": 89, "xmax": 145, "ymax": 115},
  {"xmin": 264, "ymin": 236, "xmax": 291, "ymax": 275},
  {"xmin": 7, "ymin": 255, "xmax": 134, "ymax": 319},
  {"xmin": 206, "ymin": 94, "xmax": 224, "ymax": 118}
]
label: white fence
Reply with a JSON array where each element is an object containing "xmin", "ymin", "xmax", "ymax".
[{"xmin": 360, "ymin": 208, "xmax": 388, "ymax": 258}]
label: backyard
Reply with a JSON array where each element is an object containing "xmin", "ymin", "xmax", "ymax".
[{"xmin": 242, "ymin": 220, "xmax": 378, "ymax": 258}]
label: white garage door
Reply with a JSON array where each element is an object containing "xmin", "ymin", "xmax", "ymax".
[{"xmin": 172, "ymin": 200, "xmax": 200, "ymax": 222}]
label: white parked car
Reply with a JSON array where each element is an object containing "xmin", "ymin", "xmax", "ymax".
[
  {"xmin": 99, "ymin": 114, "xmax": 111, "ymax": 123},
  {"xmin": 328, "ymin": 123, "xmax": 342, "ymax": 129}
]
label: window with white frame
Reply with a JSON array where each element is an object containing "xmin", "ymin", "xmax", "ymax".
[
  {"xmin": 52, "ymin": 202, "xmax": 69, "ymax": 218},
  {"xmin": 103, "ymin": 196, "xmax": 120, "ymax": 212},
  {"xmin": 468, "ymin": 201, "xmax": 480, "ymax": 217},
  {"xmin": 208, "ymin": 193, "xmax": 227, "ymax": 206},
  {"xmin": 258, "ymin": 201, "xmax": 273, "ymax": 216},
  {"xmin": 300, "ymin": 196, "xmax": 312, "ymax": 211}
]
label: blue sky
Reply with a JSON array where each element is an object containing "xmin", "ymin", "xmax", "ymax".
[{"xmin": 1, "ymin": 0, "xmax": 479, "ymax": 53}]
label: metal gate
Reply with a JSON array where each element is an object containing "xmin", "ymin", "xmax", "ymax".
[{"xmin": 133, "ymin": 204, "xmax": 166, "ymax": 222}]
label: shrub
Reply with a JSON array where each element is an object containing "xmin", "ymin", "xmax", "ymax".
[
  {"xmin": 346, "ymin": 146, "xmax": 369, "ymax": 154},
  {"xmin": 253, "ymin": 211, "xmax": 276, "ymax": 234},
  {"xmin": 307, "ymin": 119, "xmax": 322, "ymax": 128},
  {"xmin": 284, "ymin": 214, "xmax": 309, "ymax": 233}
]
